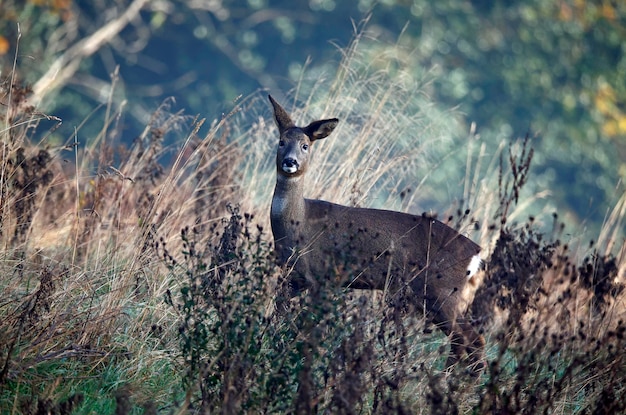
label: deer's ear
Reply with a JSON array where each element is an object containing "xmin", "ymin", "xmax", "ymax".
[
  {"xmin": 303, "ymin": 118, "xmax": 339, "ymax": 141},
  {"xmin": 268, "ymin": 95, "xmax": 295, "ymax": 133}
]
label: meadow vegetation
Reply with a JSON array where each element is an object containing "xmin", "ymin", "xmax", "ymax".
[{"xmin": 1, "ymin": 37, "xmax": 625, "ymax": 414}]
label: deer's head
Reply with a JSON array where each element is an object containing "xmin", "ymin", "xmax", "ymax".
[{"xmin": 269, "ymin": 95, "xmax": 339, "ymax": 178}]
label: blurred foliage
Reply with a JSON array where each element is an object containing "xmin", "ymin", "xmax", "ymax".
[
  {"xmin": 0, "ymin": 0, "xmax": 624, "ymax": 236},
  {"xmin": 393, "ymin": 0, "xmax": 626, "ymax": 229}
]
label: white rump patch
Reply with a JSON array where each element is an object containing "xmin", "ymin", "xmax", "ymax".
[{"xmin": 467, "ymin": 255, "xmax": 483, "ymax": 279}]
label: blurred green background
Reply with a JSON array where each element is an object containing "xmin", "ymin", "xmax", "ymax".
[{"xmin": 1, "ymin": 0, "xmax": 625, "ymax": 240}]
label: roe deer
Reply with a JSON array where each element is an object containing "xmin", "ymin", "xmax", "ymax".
[{"xmin": 268, "ymin": 95, "xmax": 485, "ymax": 372}]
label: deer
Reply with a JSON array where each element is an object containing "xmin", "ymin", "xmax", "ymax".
[{"xmin": 268, "ymin": 95, "xmax": 485, "ymax": 373}]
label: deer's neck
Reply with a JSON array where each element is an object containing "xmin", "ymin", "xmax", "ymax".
[{"xmin": 271, "ymin": 174, "xmax": 307, "ymax": 227}]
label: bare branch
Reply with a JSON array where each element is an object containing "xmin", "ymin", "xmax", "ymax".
[{"xmin": 32, "ymin": 0, "xmax": 150, "ymax": 104}]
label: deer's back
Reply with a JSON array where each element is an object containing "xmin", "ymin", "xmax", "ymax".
[{"xmin": 303, "ymin": 199, "xmax": 480, "ymax": 299}]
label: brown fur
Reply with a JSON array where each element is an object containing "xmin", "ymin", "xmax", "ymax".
[{"xmin": 268, "ymin": 95, "xmax": 484, "ymax": 372}]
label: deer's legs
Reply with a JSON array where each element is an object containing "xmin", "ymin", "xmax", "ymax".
[
  {"xmin": 433, "ymin": 312, "xmax": 485, "ymax": 375},
  {"xmin": 452, "ymin": 318, "xmax": 485, "ymax": 374}
]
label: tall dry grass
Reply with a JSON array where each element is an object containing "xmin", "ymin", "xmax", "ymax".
[
  {"xmin": 0, "ymin": 68, "xmax": 243, "ymax": 411},
  {"xmin": 0, "ymin": 31, "xmax": 624, "ymax": 414}
]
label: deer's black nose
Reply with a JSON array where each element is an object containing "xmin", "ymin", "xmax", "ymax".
[{"xmin": 282, "ymin": 158, "xmax": 299, "ymax": 173}]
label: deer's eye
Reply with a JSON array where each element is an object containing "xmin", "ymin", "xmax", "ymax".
[
  {"xmin": 279, "ymin": 140, "xmax": 285, "ymax": 147},
  {"xmin": 302, "ymin": 144, "xmax": 309, "ymax": 152}
]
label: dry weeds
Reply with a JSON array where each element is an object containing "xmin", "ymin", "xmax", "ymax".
[{"xmin": 0, "ymin": 34, "xmax": 624, "ymax": 414}]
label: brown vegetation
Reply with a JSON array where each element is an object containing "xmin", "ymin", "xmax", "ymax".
[{"xmin": 1, "ymin": 54, "xmax": 625, "ymax": 414}]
